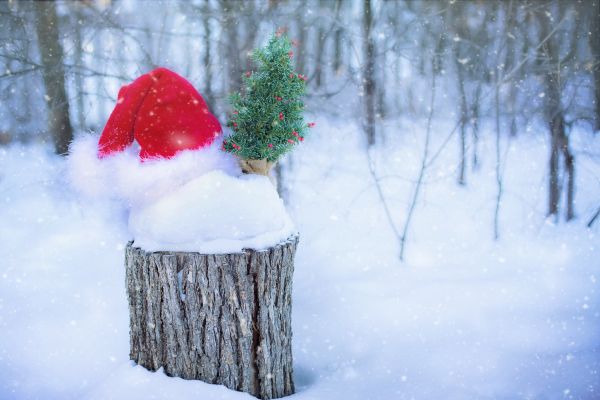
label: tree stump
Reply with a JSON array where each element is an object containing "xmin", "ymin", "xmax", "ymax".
[{"xmin": 124, "ymin": 235, "xmax": 298, "ymax": 399}]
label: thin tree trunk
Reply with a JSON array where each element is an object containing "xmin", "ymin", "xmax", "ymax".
[
  {"xmin": 455, "ymin": 56, "xmax": 468, "ymax": 185},
  {"xmin": 589, "ymin": 0, "xmax": 600, "ymax": 131},
  {"xmin": 314, "ymin": 27, "xmax": 324, "ymax": 89},
  {"xmin": 240, "ymin": 1, "xmax": 258, "ymax": 73},
  {"xmin": 494, "ymin": 82, "xmax": 503, "ymax": 239},
  {"xmin": 73, "ymin": 5, "xmax": 86, "ymax": 131},
  {"xmin": 295, "ymin": 12, "xmax": 306, "ymax": 75},
  {"xmin": 184, "ymin": 21, "xmax": 192, "ymax": 78},
  {"xmin": 399, "ymin": 61, "xmax": 437, "ymax": 261},
  {"xmin": 94, "ymin": 31, "xmax": 107, "ymax": 124},
  {"xmin": 588, "ymin": 206, "xmax": 600, "ymax": 227},
  {"xmin": 33, "ymin": 1, "xmax": 73, "ymax": 154},
  {"xmin": 363, "ymin": 0, "xmax": 376, "ymax": 147},
  {"xmin": 548, "ymin": 112, "xmax": 561, "ymax": 218},
  {"xmin": 394, "ymin": 50, "xmax": 401, "ymax": 113},
  {"xmin": 221, "ymin": 0, "xmax": 241, "ymax": 94},
  {"xmin": 274, "ymin": 161, "xmax": 289, "ymax": 205},
  {"xmin": 125, "ymin": 236, "xmax": 298, "ymax": 400},
  {"xmin": 543, "ymin": 57, "xmax": 569, "ymax": 219},
  {"xmin": 203, "ymin": 0, "xmax": 214, "ymax": 107},
  {"xmin": 538, "ymin": 8, "xmax": 570, "ymax": 220},
  {"xmin": 333, "ymin": 28, "xmax": 343, "ymax": 75},
  {"xmin": 471, "ymin": 83, "xmax": 481, "ymax": 170},
  {"xmin": 332, "ymin": 0, "xmax": 343, "ymax": 75},
  {"xmin": 493, "ymin": 1, "xmax": 515, "ymax": 239},
  {"xmin": 546, "ymin": 111, "xmax": 575, "ymax": 221},
  {"xmin": 563, "ymin": 139, "xmax": 575, "ymax": 221},
  {"xmin": 377, "ymin": 46, "xmax": 386, "ymax": 120}
]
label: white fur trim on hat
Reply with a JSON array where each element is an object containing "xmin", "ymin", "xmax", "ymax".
[{"xmin": 67, "ymin": 134, "xmax": 241, "ymax": 207}]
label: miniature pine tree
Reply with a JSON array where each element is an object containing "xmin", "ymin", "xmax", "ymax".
[{"xmin": 223, "ymin": 32, "xmax": 313, "ymax": 175}]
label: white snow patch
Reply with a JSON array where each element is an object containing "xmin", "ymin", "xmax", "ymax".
[{"xmin": 1, "ymin": 117, "xmax": 599, "ymax": 399}]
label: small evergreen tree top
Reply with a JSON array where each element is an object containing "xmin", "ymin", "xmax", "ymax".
[{"xmin": 223, "ymin": 32, "xmax": 313, "ymax": 165}]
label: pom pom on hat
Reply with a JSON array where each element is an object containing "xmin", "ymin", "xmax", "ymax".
[{"xmin": 98, "ymin": 67, "xmax": 222, "ymax": 160}]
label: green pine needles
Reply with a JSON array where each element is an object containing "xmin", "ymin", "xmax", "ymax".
[{"xmin": 223, "ymin": 33, "xmax": 311, "ymax": 164}]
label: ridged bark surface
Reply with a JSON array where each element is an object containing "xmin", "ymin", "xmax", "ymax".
[{"xmin": 125, "ymin": 236, "xmax": 298, "ymax": 399}]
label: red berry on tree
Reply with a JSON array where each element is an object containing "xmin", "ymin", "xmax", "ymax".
[
  {"xmin": 268, "ymin": 143, "xmax": 273, "ymax": 148},
  {"xmin": 279, "ymin": 112, "xmax": 284, "ymax": 121}
]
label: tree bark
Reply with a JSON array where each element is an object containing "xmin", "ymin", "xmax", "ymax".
[
  {"xmin": 33, "ymin": 1, "xmax": 73, "ymax": 155},
  {"xmin": 471, "ymin": 84, "xmax": 481, "ymax": 170},
  {"xmin": 221, "ymin": 0, "xmax": 242, "ymax": 94},
  {"xmin": 125, "ymin": 236, "xmax": 298, "ymax": 400},
  {"xmin": 454, "ymin": 55, "xmax": 468, "ymax": 186},
  {"xmin": 72, "ymin": 3, "xmax": 86, "ymax": 131},
  {"xmin": 450, "ymin": 2, "xmax": 468, "ymax": 186},
  {"xmin": 362, "ymin": 0, "xmax": 376, "ymax": 147},
  {"xmin": 202, "ymin": 0, "xmax": 214, "ymax": 108},
  {"xmin": 295, "ymin": 11, "xmax": 307, "ymax": 76},
  {"xmin": 589, "ymin": 0, "xmax": 600, "ymax": 131},
  {"xmin": 547, "ymin": 112, "xmax": 561, "ymax": 217},
  {"xmin": 333, "ymin": 27, "xmax": 343, "ymax": 75},
  {"xmin": 540, "ymin": 10, "xmax": 575, "ymax": 221},
  {"xmin": 314, "ymin": 26, "xmax": 325, "ymax": 89}
]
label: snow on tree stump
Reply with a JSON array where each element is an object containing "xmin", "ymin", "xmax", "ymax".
[{"xmin": 124, "ymin": 235, "xmax": 298, "ymax": 399}]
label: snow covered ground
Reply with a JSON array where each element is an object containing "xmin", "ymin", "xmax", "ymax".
[{"xmin": 1, "ymin": 118, "xmax": 599, "ymax": 399}]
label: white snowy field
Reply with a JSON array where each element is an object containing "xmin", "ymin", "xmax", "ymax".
[{"xmin": 1, "ymin": 118, "xmax": 599, "ymax": 400}]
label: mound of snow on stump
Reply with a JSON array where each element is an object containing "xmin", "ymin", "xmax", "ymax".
[{"xmin": 129, "ymin": 170, "xmax": 295, "ymax": 252}]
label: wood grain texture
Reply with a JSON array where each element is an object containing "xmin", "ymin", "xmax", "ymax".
[{"xmin": 125, "ymin": 235, "xmax": 298, "ymax": 399}]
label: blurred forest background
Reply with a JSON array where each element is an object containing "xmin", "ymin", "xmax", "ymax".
[{"xmin": 1, "ymin": 0, "xmax": 599, "ymax": 228}]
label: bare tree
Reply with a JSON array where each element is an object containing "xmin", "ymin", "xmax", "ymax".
[
  {"xmin": 449, "ymin": 3, "xmax": 469, "ymax": 186},
  {"xmin": 332, "ymin": 0, "xmax": 344, "ymax": 76},
  {"xmin": 33, "ymin": 1, "xmax": 73, "ymax": 154},
  {"xmin": 202, "ymin": 0, "xmax": 214, "ymax": 107},
  {"xmin": 399, "ymin": 64, "xmax": 437, "ymax": 261},
  {"xmin": 363, "ymin": 0, "xmax": 376, "ymax": 147},
  {"xmin": 589, "ymin": 0, "xmax": 600, "ymax": 131},
  {"xmin": 220, "ymin": 0, "xmax": 242, "ymax": 94},
  {"xmin": 69, "ymin": 2, "xmax": 86, "ymax": 131},
  {"xmin": 492, "ymin": 1, "xmax": 514, "ymax": 239},
  {"xmin": 295, "ymin": 6, "xmax": 307, "ymax": 76},
  {"xmin": 313, "ymin": 1, "xmax": 326, "ymax": 89},
  {"xmin": 538, "ymin": 6, "xmax": 576, "ymax": 221}
]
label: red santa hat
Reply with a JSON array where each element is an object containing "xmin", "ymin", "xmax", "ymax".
[
  {"xmin": 67, "ymin": 68, "xmax": 238, "ymax": 205},
  {"xmin": 98, "ymin": 67, "xmax": 222, "ymax": 159}
]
